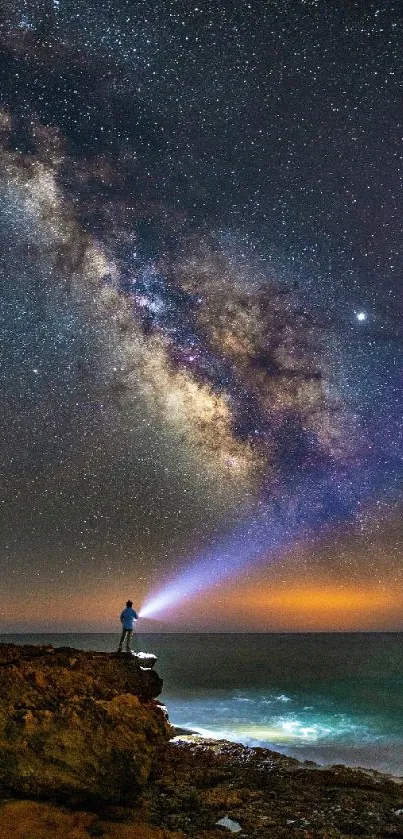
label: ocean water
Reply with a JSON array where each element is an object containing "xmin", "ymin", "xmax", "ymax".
[{"xmin": 2, "ymin": 632, "xmax": 403, "ymax": 776}]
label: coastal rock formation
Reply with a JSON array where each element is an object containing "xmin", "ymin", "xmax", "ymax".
[
  {"xmin": 0, "ymin": 643, "xmax": 172, "ymax": 805},
  {"xmin": 148, "ymin": 735, "xmax": 403, "ymax": 837},
  {"xmin": 1, "ymin": 644, "xmax": 403, "ymax": 838},
  {"xmin": 0, "ymin": 800, "xmax": 183, "ymax": 839},
  {"xmin": 1, "ymin": 736, "xmax": 403, "ymax": 838}
]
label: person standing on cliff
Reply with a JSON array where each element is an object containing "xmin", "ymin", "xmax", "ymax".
[{"xmin": 118, "ymin": 600, "xmax": 138, "ymax": 654}]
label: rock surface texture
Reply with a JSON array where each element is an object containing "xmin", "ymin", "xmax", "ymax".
[
  {"xmin": 148, "ymin": 735, "xmax": 403, "ymax": 838},
  {"xmin": 1, "ymin": 644, "xmax": 403, "ymax": 838},
  {"xmin": 0, "ymin": 643, "xmax": 172, "ymax": 805}
]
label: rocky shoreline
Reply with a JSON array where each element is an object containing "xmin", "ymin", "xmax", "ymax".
[{"xmin": 0, "ymin": 644, "xmax": 402, "ymax": 838}]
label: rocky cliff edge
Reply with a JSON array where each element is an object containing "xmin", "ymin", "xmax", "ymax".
[
  {"xmin": 0, "ymin": 643, "xmax": 172, "ymax": 806},
  {"xmin": 1, "ymin": 644, "xmax": 403, "ymax": 838}
]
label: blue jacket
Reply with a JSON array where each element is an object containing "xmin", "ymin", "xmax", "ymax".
[{"xmin": 120, "ymin": 607, "xmax": 138, "ymax": 630}]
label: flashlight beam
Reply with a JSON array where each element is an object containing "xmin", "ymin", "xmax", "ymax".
[{"xmin": 139, "ymin": 467, "xmax": 368, "ymax": 619}]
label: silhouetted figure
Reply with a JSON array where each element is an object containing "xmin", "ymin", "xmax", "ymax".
[{"xmin": 118, "ymin": 600, "xmax": 138, "ymax": 653}]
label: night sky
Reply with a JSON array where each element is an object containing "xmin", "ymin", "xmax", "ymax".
[{"xmin": 0, "ymin": 0, "xmax": 402, "ymax": 631}]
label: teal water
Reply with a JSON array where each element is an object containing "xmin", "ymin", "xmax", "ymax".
[{"xmin": 2, "ymin": 632, "xmax": 403, "ymax": 775}]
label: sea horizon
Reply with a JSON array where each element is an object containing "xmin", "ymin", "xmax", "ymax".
[
  {"xmin": 2, "ymin": 631, "xmax": 403, "ymax": 775},
  {"xmin": 2, "ymin": 629, "xmax": 403, "ymax": 635}
]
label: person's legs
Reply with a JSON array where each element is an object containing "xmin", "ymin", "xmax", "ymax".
[
  {"xmin": 118, "ymin": 628, "xmax": 127, "ymax": 651},
  {"xmin": 125, "ymin": 629, "xmax": 133, "ymax": 651}
]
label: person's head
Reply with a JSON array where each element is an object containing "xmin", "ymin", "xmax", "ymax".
[{"xmin": 126, "ymin": 600, "xmax": 133, "ymax": 608}]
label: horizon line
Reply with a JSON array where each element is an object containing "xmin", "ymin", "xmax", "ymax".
[{"xmin": 1, "ymin": 629, "xmax": 403, "ymax": 635}]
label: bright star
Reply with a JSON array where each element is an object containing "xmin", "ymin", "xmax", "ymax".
[{"xmin": 355, "ymin": 311, "xmax": 367, "ymax": 322}]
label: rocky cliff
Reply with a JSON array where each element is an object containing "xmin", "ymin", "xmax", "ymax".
[
  {"xmin": 1, "ymin": 643, "xmax": 403, "ymax": 838},
  {"xmin": 0, "ymin": 643, "xmax": 172, "ymax": 805}
]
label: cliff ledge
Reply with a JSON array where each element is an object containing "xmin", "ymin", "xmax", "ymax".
[
  {"xmin": 0, "ymin": 643, "xmax": 171, "ymax": 805},
  {"xmin": 1, "ymin": 644, "xmax": 403, "ymax": 838}
]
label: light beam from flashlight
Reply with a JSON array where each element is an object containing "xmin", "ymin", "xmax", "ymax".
[
  {"xmin": 138, "ymin": 467, "xmax": 367, "ymax": 620},
  {"xmin": 138, "ymin": 515, "xmax": 285, "ymax": 618}
]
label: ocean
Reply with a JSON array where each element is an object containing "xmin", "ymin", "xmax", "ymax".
[{"xmin": 2, "ymin": 632, "xmax": 403, "ymax": 776}]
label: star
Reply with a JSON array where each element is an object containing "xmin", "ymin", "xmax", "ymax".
[{"xmin": 0, "ymin": 0, "xmax": 401, "ymax": 636}]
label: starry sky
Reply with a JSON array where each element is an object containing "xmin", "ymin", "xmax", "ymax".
[{"xmin": 0, "ymin": 0, "xmax": 402, "ymax": 632}]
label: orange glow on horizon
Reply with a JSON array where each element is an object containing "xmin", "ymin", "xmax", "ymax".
[
  {"xmin": 1, "ymin": 572, "xmax": 403, "ymax": 633},
  {"xmin": 0, "ymin": 585, "xmax": 144, "ymax": 633},
  {"xmin": 243, "ymin": 585, "xmax": 393, "ymax": 613},
  {"xmin": 196, "ymin": 579, "xmax": 402, "ymax": 631}
]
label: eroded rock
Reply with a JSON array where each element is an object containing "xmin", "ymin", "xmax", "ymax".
[
  {"xmin": 148, "ymin": 736, "xmax": 403, "ymax": 837},
  {"xmin": 0, "ymin": 800, "xmax": 183, "ymax": 839},
  {"xmin": 0, "ymin": 643, "xmax": 172, "ymax": 805}
]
